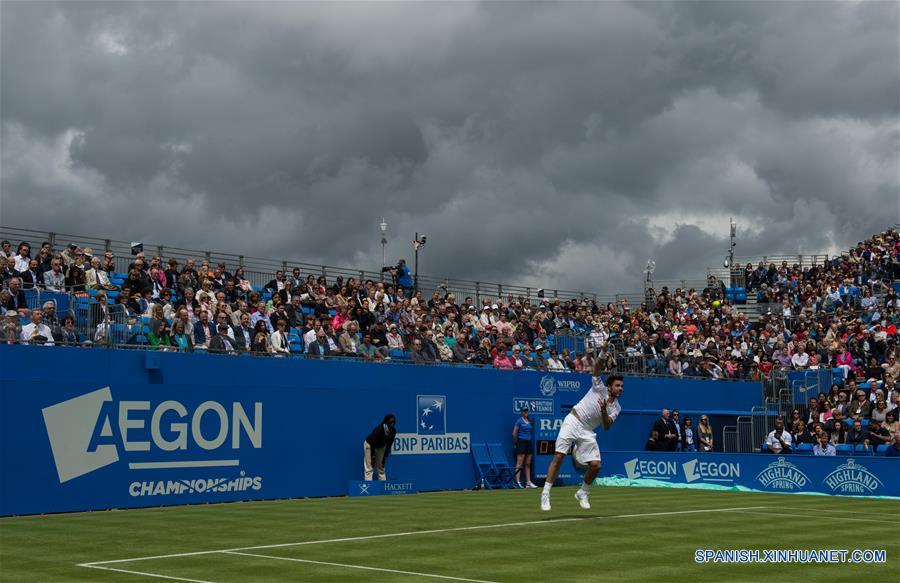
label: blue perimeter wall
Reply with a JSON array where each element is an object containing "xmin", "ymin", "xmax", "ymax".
[{"xmin": 2, "ymin": 345, "xmax": 760, "ymax": 515}]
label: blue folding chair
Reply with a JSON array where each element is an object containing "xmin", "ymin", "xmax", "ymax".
[
  {"xmin": 487, "ymin": 443, "xmax": 516, "ymax": 489},
  {"xmin": 471, "ymin": 443, "xmax": 498, "ymax": 490}
]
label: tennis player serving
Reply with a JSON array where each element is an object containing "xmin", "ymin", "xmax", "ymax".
[{"xmin": 540, "ymin": 360, "xmax": 623, "ymax": 512}]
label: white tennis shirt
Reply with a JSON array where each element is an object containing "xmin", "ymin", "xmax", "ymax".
[{"xmin": 572, "ymin": 376, "xmax": 621, "ymax": 430}]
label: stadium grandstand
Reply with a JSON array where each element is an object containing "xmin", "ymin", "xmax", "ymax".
[
  {"xmin": 2, "ymin": 224, "xmax": 898, "ymax": 581},
  {"xmin": 1, "ymin": 225, "xmax": 898, "ymax": 384}
]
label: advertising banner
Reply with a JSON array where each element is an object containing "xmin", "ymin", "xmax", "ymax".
[
  {"xmin": 0, "ymin": 345, "xmax": 788, "ymax": 515},
  {"xmin": 599, "ymin": 452, "xmax": 899, "ymax": 497}
]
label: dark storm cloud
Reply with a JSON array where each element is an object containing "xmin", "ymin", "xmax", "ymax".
[{"xmin": 1, "ymin": 1, "xmax": 897, "ymax": 294}]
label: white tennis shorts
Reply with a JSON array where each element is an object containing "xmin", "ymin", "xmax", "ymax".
[{"xmin": 554, "ymin": 414, "xmax": 601, "ymax": 464}]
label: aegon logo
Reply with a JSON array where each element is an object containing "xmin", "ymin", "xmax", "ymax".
[
  {"xmin": 42, "ymin": 387, "xmax": 263, "ymax": 483},
  {"xmin": 624, "ymin": 458, "xmax": 677, "ymax": 480},
  {"xmin": 683, "ymin": 459, "xmax": 741, "ymax": 483}
]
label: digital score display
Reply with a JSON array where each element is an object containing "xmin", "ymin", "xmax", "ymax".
[{"xmin": 536, "ymin": 439, "xmax": 557, "ymax": 455}]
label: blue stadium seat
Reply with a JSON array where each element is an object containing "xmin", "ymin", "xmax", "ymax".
[
  {"xmin": 853, "ymin": 444, "xmax": 873, "ymax": 456},
  {"xmin": 835, "ymin": 444, "xmax": 853, "ymax": 455},
  {"xmin": 794, "ymin": 443, "xmax": 814, "ymax": 455},
  {"xmin": 875, "ymin": 444, "xmax": 890, "ymax": 456},
  {"xmin": 486, "ymin": 443, "xmax": 515, "ymax": 488}
]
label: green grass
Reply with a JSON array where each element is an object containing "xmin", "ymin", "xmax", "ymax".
[{"xmin": 1, "ymin": 487, "xmax": 898, "ymax": 582}]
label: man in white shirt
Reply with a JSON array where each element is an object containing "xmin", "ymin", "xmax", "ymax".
[
  {"xmin": 766, "ymin": 417, "xmax": 792, "ymax": 454},
  {"xmin": 791, "ymin": 349, "xmax": 810, "ymax": 369},
  {"xmin": 21, "ymin": 310, "xmax": 55, "ymax": 345},
  {"xmin": 303, "ymin": 319, "xmax": 320, "ymax": 352},
  {"xmin": 541, "ymin": 361, "xmax": 623, "ymax": 512},
  {"xmin": 12, "ymin": 242, "xmax": 31, "ymax": 273}
]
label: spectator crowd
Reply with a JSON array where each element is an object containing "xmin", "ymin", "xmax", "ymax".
[{"xmin": 1, "ymin": 228, "xmax": 898, "ymax": 390}]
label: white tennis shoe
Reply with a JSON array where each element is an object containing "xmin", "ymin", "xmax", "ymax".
[
  {"xmin": 574, "ymin": 489, "xmax": 591, "ymax": 510},
  {"xmin": 540, "ymin": 492, "xmax": 551, "ymax": 512}
]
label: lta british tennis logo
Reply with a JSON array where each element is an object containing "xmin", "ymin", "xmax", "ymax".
[
  {"xmin": 392, "ymin": 395, "xmax": 470, "ymax": 455},
  {"xmin": 755, "ymin": 457, "xmax": 809, "ymax": 491},
  {"xmin": 823, "ymin": 459, "xmax": 883, "ymax": 494}
]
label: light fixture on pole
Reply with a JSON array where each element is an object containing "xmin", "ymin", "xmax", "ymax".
[
  {"xmin": 413, "ymin": 233, "xmax": 427, "ymax": 293},
  {"xmin": 644, "ymin": 258, "xmax": 657, "ymax": 310},
  {"xmin": 379, "ymin": 218, "xmax": 388, "ymax": 269},
  {"xmin": 644, "ymin": 259, "xmax": 656, "ymax": 285},
  {"xmin": 723, "ymin": 218, "xmax": 736, "ymax": 269}
]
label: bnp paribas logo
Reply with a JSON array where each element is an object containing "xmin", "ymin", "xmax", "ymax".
[
  {"xmin": 755, "ymin": 457, "xmax": 809, "ymax": 491},
  {"xmin": 823, "ymin": 459, "xmax": 884, "ymax": 495}
]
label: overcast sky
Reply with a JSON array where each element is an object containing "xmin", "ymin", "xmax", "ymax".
[{"xmin": 1, "ymin": 1, "xmax": 898, "ymax": 293}]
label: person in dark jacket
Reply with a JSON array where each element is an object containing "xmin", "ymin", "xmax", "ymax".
[
  {"xmin": 306, "ymin": 330, "xmax": 333, "ymax": 359},
  {"xmin": 652, "ymin": 409, "xmax": 678, "ymax": 451},
  {"xmin": 364, "ymin": 414, "xmax": 397, "ymax": 481},
  {"xmin": 645, "ymin": 430, "xmax": 663, "ymax": 451},
  {"xmin": 208, "ymin": 324, "xmax": 236, "ymax": 354}
]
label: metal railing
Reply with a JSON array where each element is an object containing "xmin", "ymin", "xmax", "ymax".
[
  {"xmin": 723, "ymin": 415, "xmax": 753, "ymax": 454},
  {"xmin": 0, "ymin": 226, "xmax": 640, "ymax": 307}
]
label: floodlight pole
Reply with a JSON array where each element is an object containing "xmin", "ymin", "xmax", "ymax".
[{"xmin": 379, "ymin": 218, "xmax": 388, "ymax": 269}]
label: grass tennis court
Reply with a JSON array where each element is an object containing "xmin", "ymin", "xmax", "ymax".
[{"xmin": 1, "ymin": 487, "xmax": 897, "ymax": 582}]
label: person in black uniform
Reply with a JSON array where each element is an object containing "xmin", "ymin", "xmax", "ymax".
[{"xmin": 364, "ymin": 414, "xmax": 397, "ymax": 481}]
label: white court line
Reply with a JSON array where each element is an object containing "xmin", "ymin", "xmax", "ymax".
[
  {"xmin": 224, "ymin": 550, "xmax": 499, "ymax": 583},
  {"xmin": 779, "ymin": 507, "xmax": 899, "ymax": 518},
  {"xmin": 731, "ymin": 510, "xmax": 899, "ymax": 525},
  {"xmin": 79, "ymin": 505, "xmax": 767, "ymax": 567},
  {"xmin": 77, "ymin": 564, "xmax": 218, "ymax": 583}
]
